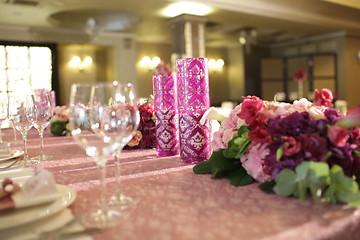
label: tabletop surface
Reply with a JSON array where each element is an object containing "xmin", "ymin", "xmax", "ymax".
[{"xmin": 3, "ymin": 128, "xmax": 360, "ymax": 240}]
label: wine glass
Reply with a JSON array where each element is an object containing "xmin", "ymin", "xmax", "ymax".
[
  {"xmin": 69, "ymin": 82, "xmax": 128, "ymax": 227},
  {"xmin": 11, "ymin": 95, "xmax": 39, "ymax": 166},
  {"xmin": 109, "ymin": 83, "xmax": 140, "ymax": 209},
  {"xmin": 8, "ymin": 94, "xmax": 24, "ymax": 146},
  {"xmin": 30, "ymin": 92, "xmax": 53, "ymax": 161},
  {"xmin": 0, "ymin": 93, "xmax": 9, "ymax": 149}
]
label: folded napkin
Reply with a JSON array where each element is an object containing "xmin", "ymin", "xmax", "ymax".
[{"xmin": 0, "ymin": 168, "xmax": 60, "ymax": 211}]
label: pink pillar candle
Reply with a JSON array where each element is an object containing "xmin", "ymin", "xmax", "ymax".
[
  {"xmin": 176, "ymin": 58, "xmax": 211, "ymax": 164},
  {"xmin": 153, "ymin": 74, "xmax": 179, "ymax": 156}
]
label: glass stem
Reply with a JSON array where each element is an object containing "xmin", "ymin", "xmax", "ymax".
[
  {"xmin": 12, "ymin": 125, "xmax": 17, "ymax": 141},
  {"xmin": 39, "ymin": 129, "xmax": 44, "ymax": 157},
  {"xmin": 0, "ymin": 125, "xmax": 3, "ymax": 145},
  {"xmin": 99, "ymin": 163, "xmax": 108, "ymax": 227},
  {"xmin": 22, "ymin": 134, "xmax": 28, "ymax": 165},
  {"xmin": 115, "ymin": 147, "xmax": 124, "ymax": 196}
]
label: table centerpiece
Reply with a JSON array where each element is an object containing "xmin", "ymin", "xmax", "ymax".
[{"xmin": 194, "ymin": 88, "xmax": 360, "ymax": 206}]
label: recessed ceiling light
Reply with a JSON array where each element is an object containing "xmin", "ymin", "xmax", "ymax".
[{"xmin": 162, "ymin": 2, "xmax": 213, "ymax": 17}]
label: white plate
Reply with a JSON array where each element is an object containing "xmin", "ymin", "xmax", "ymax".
[
  {"xmin": 0, "ymin": 184, "xmax": 77, "ymax": 230},
  {"xmin": 0, "ymin": 150, "xmax": 24, "ymax": 162}
]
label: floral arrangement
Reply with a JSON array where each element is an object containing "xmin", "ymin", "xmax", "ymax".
[
  {"xmin": 125, "ymin": 100, "xmax": 156, "ymax": 149},
  {"xmin": 194, "ymin": 88, "xmax": 360, "ymax": 206},
  {"xmin": 293, "ymin": 69, "xmax": 307, "ymax": 82},
  {"xmin": 50, "ymin": 105, "xmax": 71, "ymax": 136},
  {"xmin": 154, "ymin": 61, "xmax": 172, "ymax": 75},
  {"xmin": 50, "ymin": 101, "xmax": 156, "ymax": 149}
]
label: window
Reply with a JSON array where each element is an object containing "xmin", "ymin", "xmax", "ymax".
[
  {"xmin": 0, "ymin": 43, "xmax": 55, "ymax": 93},
  {"xmin": 0, "ymin": 41, "xmax": 57, "ymax": 127}
]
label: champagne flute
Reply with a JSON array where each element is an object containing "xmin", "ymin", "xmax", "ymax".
[
  {"xmin": 12, "ymin": 95, "xmax": 39, "ymax": 166},
  {"xmin": 69, "ymin": 82, "xmax": 128, "ymax": 227},
  {"xmin": 30, "ymin": 92, "xmax": 53, "ymax": 161},
  {"xmin": 109, "ymin": 83, "xmax": 140, "ymax": 209}
]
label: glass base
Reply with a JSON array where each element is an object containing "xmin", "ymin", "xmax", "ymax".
[
  {"xmin": 10, "ymin": 140, "xmax": 23, "ymax": 146},
  {"xmin": 79, "ymin": 207, "xmax": 130, "ymax": 228},
  {"xmin": 24, "ymin": 158, "xmax": 40, "ymax": 166},
  {"xmin": 108, "ymin": 193, "xmax": 139, "ymax": 211},
  {"xmin": 31, "ymin": 154, "xmax": 53, "ymax": 161}
]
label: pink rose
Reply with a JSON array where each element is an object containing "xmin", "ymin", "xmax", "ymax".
[
  {"xmin": 328, "ymin": 125, "xmax": 349, "ymax": 147},
  {"xmin": 282, "ymin": 136, "xmax": 301, "ymax": 156},
  {"xmin": 238, "ymin": 96, "xmax": 264, "ymax": 125},
  {"xmin": 313, "ymin": 88, "xmax": 333, "ymax": 107}
]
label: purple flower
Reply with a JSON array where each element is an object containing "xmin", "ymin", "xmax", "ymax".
[
  {"xmin": 324, "ymin": 108, "xmax": 343, "ymax": 124},
  {"xmin": 298, "ymin": 133, "xmax": 328, "ymax": 162}
]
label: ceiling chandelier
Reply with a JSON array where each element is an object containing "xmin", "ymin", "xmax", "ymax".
[{"xmin": 48, "ymin": 9, "xmax": 140, "ymax": 40}]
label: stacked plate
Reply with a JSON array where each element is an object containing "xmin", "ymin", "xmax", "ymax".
[
  {"xmin": 0, "ymin": 150, "xmax": 24, "ymax": 169},
  {"xmin": 0, "ymin": 168, "xmax": 82, "ymax": 239}
]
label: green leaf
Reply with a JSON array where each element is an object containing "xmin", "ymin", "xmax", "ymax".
[
  {"xmin": 355, "ymin": 150, "xmax": 360, "ymax": 158},
  {"xmin": 330, "ymin": 165, "xmax": 358, "ymax": 193},
  {"xmin": 323, "ymin": 151, "xmax": 332, "ymax": 161},
  {"xmin": 212, "ymin": 152, "xmax": 239, "ymax": 171},
  {"xmin": 212, "ymin": 168, "xmax": 224, "ymax": 179},
  {"xmin": 193, "ymin": 160, "xmax": 212, "ymax": 174},
  {"xmin": 50, "ymin": 121, "xmax": 68, "ymax": 136},
  {"xmin": 276, "ymin": 146, "xmax": 284, "ymax": 161},
  {"xmin": 324, "ymin": 187, "xmax": 337, "ymax": 204},
  {"xmin": 237, "ymin": 125, "xmax": 249, "ymax": 136},
  {"xmin": 258, "ymin": 181, "xmax": 276, "ymax": 194},
  {"xmin": 223, "ymin": 135, "xmax": 251, "ymax": 159},
  {"xmin": 274, "ymin": 169, "xmax": 297, "ymax": 196},
  {"xmin": 307, "ymin": 162, "xmax": 329, "ymax": 186},
  {"xmin": 308, "ymin": 182, "xmax": 322, "ymax": 203},
  {"xmin": 338, "ymin": 192, "xmax": 360, "ymax": 207},
  {"xmin": 295, "ymin": 161, "xmax": 310, "ymax": 180},
  {"xmin": 227, "ymin": 168, "xmax": 254, "ymax": 186},
  {"xmin": 295, "ymin": 179, "xmax": 308, "ymax": 202}
]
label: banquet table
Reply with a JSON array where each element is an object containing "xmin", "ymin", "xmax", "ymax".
[{"xmin": 2, "ymin": 128, "xmax": 360, "ymax": 240}]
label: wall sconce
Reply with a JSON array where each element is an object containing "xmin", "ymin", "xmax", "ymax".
[
  {"xmin": 239, "ymin": 27, "xmax": 257, "ymax": 54},
  {"xmin": 69, "ymin": 56, "xmax": 93, "ymax": 71},
  {"xmin": 208, "ymin": 58, "xmax": 225, "ymax": 72},
  {"xmin": 139, "ymin": 56, "xmax": 161, "ymax": 71}
]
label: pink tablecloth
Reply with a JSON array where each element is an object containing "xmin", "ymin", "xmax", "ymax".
[{"xmin": 3, "ymin": 128, "xmax": 360, "ymax": 240}]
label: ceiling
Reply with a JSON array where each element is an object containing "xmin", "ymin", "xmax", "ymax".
[{"xmin": 0, "ymin": 0, "xmax": 359, "ymax": 47}]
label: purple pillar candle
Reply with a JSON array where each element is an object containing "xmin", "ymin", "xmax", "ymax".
[
  {"xmin": 153, "ymin": 74, "xmax": 179, "ymax": 156},
  {"xmin": 176, "ymin": 58, "xmax": 211, "ymax": 164}
]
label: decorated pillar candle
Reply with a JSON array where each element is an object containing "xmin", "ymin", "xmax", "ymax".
[
  {"xmin": 153, "ymin": 74, "xmax": 179, "ymax": 156},
  {"xmin": 176, "ymin": 58, "xmax": 211, "ymax": 164}
]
